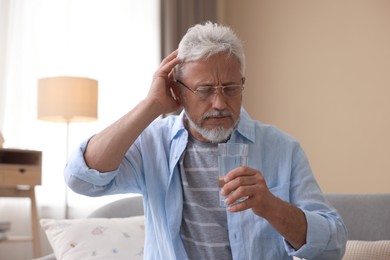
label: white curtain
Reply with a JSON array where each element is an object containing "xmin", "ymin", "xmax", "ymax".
[{"xmin": 0, "ymin": 0, "xmax": 159, "ymax": 223}]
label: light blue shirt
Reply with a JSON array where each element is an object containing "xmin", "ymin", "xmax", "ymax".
[{"xmin": 64, "ymin": 108, "xmax": 347, "ymax": 259}]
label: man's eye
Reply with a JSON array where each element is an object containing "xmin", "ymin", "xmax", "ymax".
[
  {"xmin": 224, "ymin": 86, "xmax": 240, "ymax": 94},
  {"xmin": 196, "ymin": 87, "xmax": 214, "ymax": 94}
]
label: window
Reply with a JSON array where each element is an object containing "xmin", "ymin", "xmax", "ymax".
[{"xmin": 0, "ymin": 0, "xmax": 159, "ymax": 218}]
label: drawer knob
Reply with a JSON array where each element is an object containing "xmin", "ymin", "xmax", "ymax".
[{"xmin": 19, "ymin": 168, "xmax": 26, "ymax": 174}]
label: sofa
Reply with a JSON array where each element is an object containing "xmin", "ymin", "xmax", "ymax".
[
  {"xmin": 35, "ymin": 196, "xmax": 144, "ymax": 260},
  {"xmin": 35, "ymin": 193, "xmax": 390, "ymax": 260}
]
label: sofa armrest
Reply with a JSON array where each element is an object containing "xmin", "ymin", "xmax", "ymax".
[{"xmin": 325, "ymin": 193, "xmax": 390, "ymax": 240}]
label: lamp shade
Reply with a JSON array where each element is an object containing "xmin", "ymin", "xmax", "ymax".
[{"xmin": 37, "ymin": 76, "xmax": 98, "ymax": 122}]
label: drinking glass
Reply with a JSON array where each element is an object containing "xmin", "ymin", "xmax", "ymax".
[{"xmin": 218, "ymin": 143, "xmax": 248, "ymax": 207}]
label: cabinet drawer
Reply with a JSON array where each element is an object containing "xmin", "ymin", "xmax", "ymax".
[{"xmin": 0, "ymin": 166, "xmax": 41, "ymax": 186}]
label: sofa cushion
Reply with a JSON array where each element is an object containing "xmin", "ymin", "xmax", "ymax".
[
  {"xmin": 343, "ymin": 240, "xmax": 390, "ymax": 260},
  {"xmin": 40, "ymin": 216, "xmax": 144, "ymax": 260}
]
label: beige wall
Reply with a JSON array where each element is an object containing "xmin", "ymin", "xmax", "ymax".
[{"xmin": 218, "ymin": 0, "xmax": 390, "ymax": 192}]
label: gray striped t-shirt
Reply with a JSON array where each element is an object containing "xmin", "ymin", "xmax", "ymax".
[{"xmin": 179, "ymin": 136, "xmax": 232, "ymax": 259}]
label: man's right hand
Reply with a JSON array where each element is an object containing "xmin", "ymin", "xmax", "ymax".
[{"xmin": 146, "ymin": 50, "xmax": 182, "ymax": 115}]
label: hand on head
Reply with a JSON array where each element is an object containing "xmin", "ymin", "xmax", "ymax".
[{"xmin": 147, "ymin": 50, "xmax": 182, "ymax": 114}]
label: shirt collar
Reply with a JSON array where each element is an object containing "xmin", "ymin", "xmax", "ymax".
[
  {"xmin": 235, "ymin": 107, "xmax": 256, "ymax": 143},
  {"xmin": 170, "ymin": 111, "xmax": 187, "ymax": 141}
]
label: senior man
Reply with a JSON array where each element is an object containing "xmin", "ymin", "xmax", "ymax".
[{"xmin": 65, "ymin": 22, "xmax": 347, "ymax": 259}]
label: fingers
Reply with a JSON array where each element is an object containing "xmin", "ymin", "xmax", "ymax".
[
  {"xmin": 156, "ymin": 50, "xmax": 181, "ymax": 77},
  {"xmin": 220, "ymin": 167, "xmax": 267, "ymax": 211},
  {"xmin": 221, "ymin": 167, "xmax": 259, "ymax": 194},
  {"xmin": 147, "ymin": 50, "xmax": 183, "ymax": 114},
  {"xmin": 161, "ymin": 49, "xmax": 179, "ymax": 65},
  {"xmin": 226, "ymin": 197, "xmax": 251, "ymax": 212},
  {"xmin": 224, "ymin": 185, "xmax": 259, "ymax": 212}
]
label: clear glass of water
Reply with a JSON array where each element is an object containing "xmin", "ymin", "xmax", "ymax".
[{"xmin": 218, "ymin": 143, "xmax": 248, "ymax": 207}]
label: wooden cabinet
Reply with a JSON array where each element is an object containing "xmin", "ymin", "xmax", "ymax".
[
  {"xmin": 0, "ymin": 149, "xmax": 41, "ymax": 186},
  {"xmin": 0, "ymin": 148, "xmax": 42, "ymax": 258}
]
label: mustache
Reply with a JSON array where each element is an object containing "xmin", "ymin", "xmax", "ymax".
[{"xmin": 202, "ymin": 110, "xmax": 232, "ymax": 120}]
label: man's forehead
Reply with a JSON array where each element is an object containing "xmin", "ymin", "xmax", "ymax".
[{"xmin": 181, "ymin": 56, "xmax": 241, "ymax": 76}]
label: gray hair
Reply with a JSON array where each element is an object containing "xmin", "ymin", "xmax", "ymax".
[{"xmin": 175, "ymin": 22, "xmax": 245, "ymax": 77}]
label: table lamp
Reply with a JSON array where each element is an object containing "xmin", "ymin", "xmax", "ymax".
[{"xmin": 37, "ymin": 76, "xmax": 98, "ymax": 218}]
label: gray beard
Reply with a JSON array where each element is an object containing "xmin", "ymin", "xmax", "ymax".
[{"xmin": 185, "ymin": 112, "xmax": 238, "ymax": 143}]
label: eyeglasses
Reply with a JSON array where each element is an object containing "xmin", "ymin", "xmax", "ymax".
[{"xmin": 175, "ymin": 78, "xmax": 245, "ymax": 100}]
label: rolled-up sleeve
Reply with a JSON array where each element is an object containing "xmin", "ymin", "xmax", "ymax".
[
  {"xmin": 284, "ymin": 209, "xmax": 347, "ymax": 259},
  {"xmin": 64, "ymin": 137, "xmax": 119, "ymax": 196}
]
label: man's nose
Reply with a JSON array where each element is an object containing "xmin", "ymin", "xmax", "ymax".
[{"xmin": 211, "ymin": 89, "xmax": 227, "ymax": 110}]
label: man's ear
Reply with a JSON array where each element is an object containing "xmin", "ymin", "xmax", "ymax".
[{"xmin": 171, "ymin": 83, "xmax": 182, "ymax": 103}]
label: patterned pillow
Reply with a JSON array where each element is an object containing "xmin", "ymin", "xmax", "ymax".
[
  {"xmin": 40, "ymin": 216, "xmax": 144, "ymax": 260},
  {"xmin": 343, "ymin": 240, "xmax": 390, "ymax": 260}
]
